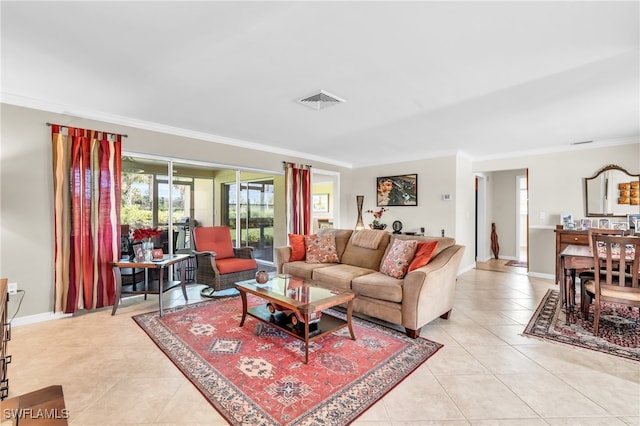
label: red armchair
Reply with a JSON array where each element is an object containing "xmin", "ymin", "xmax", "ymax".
[{"xmin": 192, "ymin": 226, "xmax": 258, "ymax": 297}]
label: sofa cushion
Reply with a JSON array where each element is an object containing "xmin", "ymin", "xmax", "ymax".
[
  {"xmin": 305, "ymin": 233, "xmax": 339, "ymax": 263},
  {"xmin": 283, "ymin": 261, "xmax": 335, "ymax": 280},
  {"xmin": 340, "ymin": 231, "xmax": 391, "ymax": 271},
  {"xmin": 408, "ymin": 240, "xmax": 439, "ymax": 272},
  {"xmin": 352, "ymin": 272, "xmax": 403, "ymax": 303},
  {"xmin": 380, "ymin": 238, "xmax": 417, "ymax": 279},
  {"xmin": 312, "ymin": 264, "xmax": 375, "ymax": 292},
  {"xmin": 317, "ymin": 228, "xmax": 353, "ymax": 261}
]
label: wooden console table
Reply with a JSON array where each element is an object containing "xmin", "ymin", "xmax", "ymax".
[
  {"xmin": 1, "ymin": 278, "xmax": 9, "ymax": 400},
  {"xmin": 110, "ymin": 254, "xmax": 190, "ymax": 316},
  {"xmin": 554, "ymin": 225, "xmax": 589, "ymax": 284}
]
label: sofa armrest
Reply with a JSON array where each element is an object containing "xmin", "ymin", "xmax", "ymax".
[
  {"xmin": 401, "ymin": 244, "xmax": 465, "ymax": 331},
  {"xmin": 274, "ymin": 246, "xmax": 292, "ymax": 274}
]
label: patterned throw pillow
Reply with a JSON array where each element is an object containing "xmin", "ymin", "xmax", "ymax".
[
  {"xmin": 380, "ymin": 239, "xmax": 418, "ymax": 279},
  {"xmin": 305, "ymin": 233, "xmax": 339, "ymax": 264}
]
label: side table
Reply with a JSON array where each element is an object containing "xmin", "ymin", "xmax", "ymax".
[{"xmin": 110, "ymin": 254, "xmax": 190, "ymax": 316}]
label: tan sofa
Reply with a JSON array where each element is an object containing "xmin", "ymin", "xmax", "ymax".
[{"xmin": 274, "ymin": 228, "xmax": 465, "ymax": 338}]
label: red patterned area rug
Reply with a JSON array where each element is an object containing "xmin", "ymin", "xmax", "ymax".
[
  {"xmin": 133, "ymin": 296, "xmax": 443, "ymax": 425},
  {"xmin": 523, "ymin": 289, "xmax": 640, "ymax": 361}
]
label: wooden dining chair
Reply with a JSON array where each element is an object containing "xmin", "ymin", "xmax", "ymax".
[
  {"xmin": 581, "ymin": 234, "xmax": 640, "ymax": 336},
  {"xmin": 579, "ymin": 228, "xmax": 628, "ymax": 315}
]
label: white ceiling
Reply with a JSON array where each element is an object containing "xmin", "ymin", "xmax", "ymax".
[{"xmin": 2, "ymin": 1, "xmax": 638, "ymax": 168}]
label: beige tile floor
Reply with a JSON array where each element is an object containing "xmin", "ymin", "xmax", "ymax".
[{"xmin": 5, "ymin": 266, "xmax": 640, "ymax": 425}]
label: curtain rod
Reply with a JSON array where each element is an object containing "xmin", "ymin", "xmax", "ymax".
[{"xmin": 46, "ymin": 122, "xmax": 128, "ymax": 138}]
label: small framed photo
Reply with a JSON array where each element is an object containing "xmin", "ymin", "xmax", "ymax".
[
  {"xmin": 132, "ymin": 243, "xmax": 145, "ymax": 262},
  {"xmin": 628, "ymin": 213, "xmax": 640, "ymax": 230},
  {"xmin": 560, "ymin": 213, "xmax": 574, "ymax": 229},
  {"xmin": 598, "ymin": 218, "xmax": 611, "ymax": 229},
  {"xmin": 580, "ymin": 219, "xmax": 591, "ymax": 230},
  {"xmin": 612, "ymin": 222, "xmax": 629, "ymax": 231},
  {"xmin": 152, "ymin": 248, "xmax": 164, "ymax": 260}
]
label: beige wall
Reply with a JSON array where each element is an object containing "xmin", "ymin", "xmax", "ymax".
[
  {"xmin": 0, "ymin": 104, "xmax": 349, "ymax": 318},
  {"xmin": 474, "ymin": 143, "xmax": 640, "ymax": 276},
  {"xmin": 1, "ymin": 103, "xmax": 638, "ymax": 319}
]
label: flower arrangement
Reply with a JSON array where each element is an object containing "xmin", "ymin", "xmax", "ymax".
[
  {"xmin": 366, "ymin": 207, "xmax": 388, "ymax": 229},
  {"xmin": 132, "ymin": 227, "xmax": 162, "ymax": 242}
]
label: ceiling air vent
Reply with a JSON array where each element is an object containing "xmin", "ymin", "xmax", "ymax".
[{"xmin": 297, "ymin": 90, "xmax": 346, "ymax": 111}]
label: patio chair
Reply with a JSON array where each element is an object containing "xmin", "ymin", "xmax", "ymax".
[{"xmin": 192, "ymin": 226, "xmax": 258, "ymax": 297}]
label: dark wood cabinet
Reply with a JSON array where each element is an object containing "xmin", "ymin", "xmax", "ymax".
[
  {"xmin": 554, "ymin": 225, "xmax": 589, "ymax": 284},
  {"xmin": 1, "ymin": 278, "xmax": 9, "ymax": 400}
]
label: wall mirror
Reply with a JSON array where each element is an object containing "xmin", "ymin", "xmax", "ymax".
[{"xmin": 584, "ymin": 164, "xmax": 640, "ymax": 217}]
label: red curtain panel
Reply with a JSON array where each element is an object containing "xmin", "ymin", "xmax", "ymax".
[
  {"xmin": 284, "ymin": 162, "xmax": 311, "ymax": 235},
  {"xmin": 51, "ymin": 125, "xmax": 121, "ymax": 313}
]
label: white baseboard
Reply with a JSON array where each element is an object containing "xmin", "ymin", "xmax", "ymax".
[
  {"xmin": 10, "ymin": 311, "xmax": 72, "ymax": 327},
  {"xmin": 527, "ymin": 272, "xmax": 554, "ymax": 280}
]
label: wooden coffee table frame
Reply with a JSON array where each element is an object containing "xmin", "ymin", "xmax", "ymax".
[{"xmin": 236, "ymin": 276, "xmax": 356, "ymax": 364}]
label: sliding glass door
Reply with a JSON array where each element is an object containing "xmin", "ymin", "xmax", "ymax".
[{"xmin": 223, "ymin": 176, "xmax": 275, "ymax": 262}]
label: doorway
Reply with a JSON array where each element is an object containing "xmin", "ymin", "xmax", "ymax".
[
  {"xmin": 475, "ymin": 169, "xmax": 529, "ymax": 272},
  {"xmin": 516, "ymin": 174, "xmax": 528, "ymax": 263}
]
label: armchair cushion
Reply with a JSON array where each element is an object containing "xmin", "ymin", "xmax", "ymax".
[
  {"xmin": 192, "ymin": 227, "xmax": 235, "ymax": 259},
  {"xmin": 216, "ymin": 257, "xmax": 258, "ymax": 275}
]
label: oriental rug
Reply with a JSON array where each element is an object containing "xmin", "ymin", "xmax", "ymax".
[
  {"xmin": 523, "ymin": 289, "xmax": 640, "ymax": 361},
  {"xmin": 133, "ymin": 296, "xmax": 443, "ymax": 425},
  {"xmin": 505, "ymin": 260, "xmax": 527, "ymax": 268}
]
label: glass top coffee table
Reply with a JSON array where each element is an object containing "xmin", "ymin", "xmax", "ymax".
[{"xmin": 236, "ymin": 274, "xmax": 356, "ymax": 364}]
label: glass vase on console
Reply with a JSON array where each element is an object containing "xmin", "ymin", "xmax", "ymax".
[{"xmin": 142, "ymin": 239, "xmax": 154, "ymax": 262}]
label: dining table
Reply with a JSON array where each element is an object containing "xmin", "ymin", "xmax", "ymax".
[
  {"xmin": 559, "ymin": 244, "xmax": 594, "ymax": 324},
  {"xmin": 560, "ymin": 240, "xmax": 639, "ymax": 324}
]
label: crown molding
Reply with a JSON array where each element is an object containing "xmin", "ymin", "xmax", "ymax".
[{"xmin": 0, "ymin": 92, "xmax": 355, "ymax": 169}]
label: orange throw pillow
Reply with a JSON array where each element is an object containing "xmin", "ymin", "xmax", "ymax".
[
  {"xmin": 288, "ymin": 233, "xmax": 315, "ymax": 261},
  {"xmin": 408, "ymin": 240, "xmax": 439, "ymax": 272}
]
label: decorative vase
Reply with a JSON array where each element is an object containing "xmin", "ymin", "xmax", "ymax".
[
  {"xmin": 491, "ymin": 223, "xmax": 499, "ymax": 259},
  {"xmin": 370, "ymin": 223, "xmax": 387, "ymax": 230},
  {"xmin": 142, "ymin": 240, "xmax": 154, "ymax": 262},
  {"xmin": 355, "ymin": 195, "xmax": 365, "ymax": 230},
  {"xmin": 255, "ymin": 270, "xmax": 269, "ymax": 284}
]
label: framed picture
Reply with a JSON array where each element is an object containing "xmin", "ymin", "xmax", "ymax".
[
  {"xmin": 628, "ymin": 213, "xmax": 640, "ymax": 230},
  {"xmin": 132, "ymin": 242, "xmax": 144, "ymax": 262},
  {"xmin": 152, "ymin": 248, "xmax": 164, "ymax": 260},
  {"xmin": 580, "ymin": 219, "xmax": 591, "ymax": 230},
  {"xmin": 376, "ymin": 174, "xmax": 418, "ymax": 206},
  {"xmin": 312, "ymin": 193, "xmax": 329, "ymax": 212},
  {"xmin": 612, "ymin": 222, "xmax": 629, "ymax": 231},
  {"xmin": 598, "ymin": 218, "xmax": 611, "ymax": 229},
  {"xmin": 560, "ymin": 213, "xmax": 573, "ymax": 229}
]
